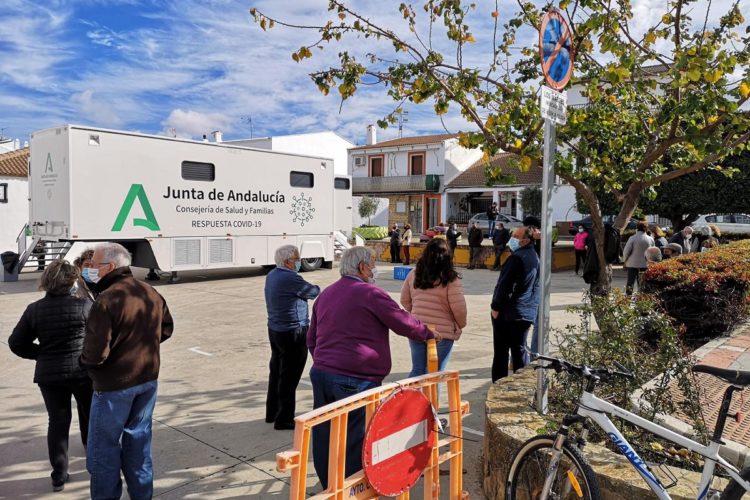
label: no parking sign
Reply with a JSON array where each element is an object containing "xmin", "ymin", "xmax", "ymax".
[
  {"xmin": 539, "ymin": 9, "xmax": 574, "ymax": 91},
  {"xmin": 362, "ymin": 389, "xmax": 436, "ymax": 496}
]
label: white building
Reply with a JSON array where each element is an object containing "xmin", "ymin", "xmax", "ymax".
[
  {"xmin": 0, "ymin": 148, "xmax": 29, "ymax": 253},
  {"xmin": 224, "ymin": 131, "xmax": 354, "ymax": 176}
]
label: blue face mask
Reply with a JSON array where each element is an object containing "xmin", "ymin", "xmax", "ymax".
[
  {"xmin": 294, "ymin": 260, "xmax": 302, "ymax": 272},
  {"xmin": 508, "ymin": 237, "xmax": 521, "ymax": 252},
  {"xmin": 81, "ymin": 267, "xmax": 93, "ymax": 283}
]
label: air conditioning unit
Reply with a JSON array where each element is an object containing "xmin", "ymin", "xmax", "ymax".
[{"xmin": 353, "ymin": 156, "xmax": 365, "ymax": 167}]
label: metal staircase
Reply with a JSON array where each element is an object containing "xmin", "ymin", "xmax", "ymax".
[
  {"xmin": 333, "ymin": 230, "xmax": 352, "ymax": 258},
  {"xmin": 12, "ymin": 224, "xmax": 73, "ymax": 274}
]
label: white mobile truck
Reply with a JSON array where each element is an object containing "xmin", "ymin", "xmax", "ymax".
[{"xmin": 14, "ymin": 125, "xmax": 351, "ymax": 280}]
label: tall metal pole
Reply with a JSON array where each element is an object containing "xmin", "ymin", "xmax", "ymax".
[{"xmin": 536, "ymin": 118, "xmax": 555, "ymax": 414}]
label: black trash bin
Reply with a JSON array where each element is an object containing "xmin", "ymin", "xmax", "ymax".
[{"xmin": 1, "ymin": 251, "xmax": 20, "ymax": 274}]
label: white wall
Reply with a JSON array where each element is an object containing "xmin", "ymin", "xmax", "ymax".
[
  {"xmin": 550, "ymin": 184, "xmax": 582, "ymax": 223},
  {"xmin": 444, "ymin": 139, "xmax": 484, "ymax": 184},
  {"xmin": 352, "ymin": 196, "xmax": 389, "ymax": 227},
  {"xmin": 228, "ymin": 132, "xmax": 353, "ymax": 176},
  {"xmin": 350, "ymin": 143, "xmax": 444, "ymax": 178},
  {"xmin": 0, "ymin": 176, "xmax": 29, "ymax": 252}
]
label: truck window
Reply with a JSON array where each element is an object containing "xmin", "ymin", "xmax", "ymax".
[
  {"xmin": 334, "ymin": 178, "xmax": 350, "ymax": 190},
  {"xmin": 290, "ymin": 171, "xmax": 314, "ymax": 188},
  {"xmin": 182, "ymin": 161, "xmax": 215, "ymax": 181}
]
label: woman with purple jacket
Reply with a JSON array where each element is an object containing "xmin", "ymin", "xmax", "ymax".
[{"xmin": 306, "ymin": 246, "xmax": 439, "ymax": 489}]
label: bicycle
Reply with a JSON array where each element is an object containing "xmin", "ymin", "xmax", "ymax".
[{"xmin": 506, "ymin": 354, "xmax": 750, "ymax": 499}]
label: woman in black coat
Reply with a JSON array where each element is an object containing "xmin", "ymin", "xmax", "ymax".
[{"xmin": 8, "ymin": 260, "xmax": 93, "ymax": 492}]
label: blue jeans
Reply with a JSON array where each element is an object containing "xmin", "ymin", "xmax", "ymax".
[
  {"xmin": 488, "ymin": 220, "xmax": 496, "ymax": 237},
  {"xmin": 408, "ymin": 339, "xmax": 454, "ymax": 377},
  {"xmin": 87, "ymin": 380, "xmax": 158, "ymax": 500},
  {"xmin": 309, "ymin": 367, "xmax": 379, "ymax": 489}
]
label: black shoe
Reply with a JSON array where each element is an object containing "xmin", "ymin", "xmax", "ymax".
[
  {"xmin": 274, "ymin": 421, "xmax": 295, "ymax": 430},
  {"xmin": 265, "ymin": 417, "xmax": 275, "ymax": 423},
  {"xmin": 52, "ymin": 473, "xmax": 69, "ymax": 492}
]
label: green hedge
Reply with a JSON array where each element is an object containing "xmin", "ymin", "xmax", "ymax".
[
  {"xmin": 352, "ymin": 226, "xmax": 388, "ymax": 240},
  {"xmin": 642, "ymin": 240, "xmax": 750, "ymax": 346}
]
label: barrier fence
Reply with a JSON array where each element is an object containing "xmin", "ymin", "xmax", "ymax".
[{"xmin": 276, "ymin": 340, "xmax": 470, "ymax": 499}]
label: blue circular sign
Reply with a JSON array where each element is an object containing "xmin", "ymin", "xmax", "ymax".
[{"xmin": 539, "ymin": 10, "xmax": 574, "ymax": 90}]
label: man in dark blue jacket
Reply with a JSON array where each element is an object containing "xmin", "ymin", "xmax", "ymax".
[
  {"xmin": 264, "ymin": 245, "xmax": 321, "ymax": 429},
  {"xmin": 490, "ymin": 226, "xmax": 540, "ymax": 382}
]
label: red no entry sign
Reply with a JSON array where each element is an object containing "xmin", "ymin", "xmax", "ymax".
[
  {"xmin": 539, "ymin": 9, "xmax": 574, "ymax": 91},
  {"xmin": 362, "ymin": 389, "xmax": 436, "ymax": 496}
]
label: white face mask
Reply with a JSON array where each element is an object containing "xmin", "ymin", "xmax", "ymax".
[
  {"xmin": 369, "ymin": 267, "xmax": 379, "ymax": 283},
  {"xmin": 87, "ymin": 268, "xmax": 101, "ymax": 283},
  {"xmin": 70, "ymin": 281, "xmax": 79, "ymax": 296}
]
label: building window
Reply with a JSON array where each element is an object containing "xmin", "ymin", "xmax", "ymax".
[
  {"xmin": 182, "ymin": 161, "xmax": 215, "ymax": 181},
  {"xmin": 290, "ymin": 171, "xmax": 314, "ymax": 188},
  {"xmin": 369, "ymin": 155, "xmax": 384, "ymax": 177},
  {"xmin": 409, "ymin": 152, "xmax": 425, "ymax": 175},
  {"xmin": 334, "ymin": 177, "xmax": 350, "ymax": 190},
  {"xmin": 0, "ymin": 183, "xmax": 7, "ymax": 203}
]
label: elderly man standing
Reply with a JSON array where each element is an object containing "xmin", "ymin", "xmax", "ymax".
[
  {"xmin": 80, "ymin": 243, "xmax": 173, "ymax": 500},
  {"xmin": 668, "ymin": 226, "xmax": 700, "ymax": 254},
  {"xmin": 307, "ymin": 246, "xmax": 438, "ymax": 489},
  {"xmin": 264, "ymin": 245, "xmax": 320, "ymax": 430},
  {"xmin": 623, "ymin": 222, "xmax": 655, "ymax": 295},
  {"xmin": 490, "ymin": 226, "xmax": 540, "ymax": 382}
]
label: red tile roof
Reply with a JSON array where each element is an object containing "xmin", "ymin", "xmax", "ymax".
[
  {"xmin": 0, "ymin": 148, "xmax": 29, "ymax": 177},
  {"xmin": 447, "ymin": 152, "xmax": 543, "ymax": 187},
  {"xmin": 350, "ymin": 133, "xmax": 459, "ymax": 151}
]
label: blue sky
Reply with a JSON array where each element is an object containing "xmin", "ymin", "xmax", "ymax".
[{"xmin": 0, "ymin": 0, "xmax": 741, "ymax": 146}]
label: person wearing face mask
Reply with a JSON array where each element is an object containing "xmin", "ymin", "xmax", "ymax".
[
  {"xmin": 573, "ymin": 225, "xmax": 589, "ymax": 275},
  {"xmin": 263, "ymin": 245, "xmax": 321, "ymax": 430},
  {"xmin": 490, "ymin": 226, "xmax": 540, "ymax": 382},
  {"xmin": 80, "ymin": 243, "xmax": 173, "ymax": 500},
  {"xmin": 73, "ymin": 248, "xmax": 96, "ymax": 299},
  {"xmin": 306, "ymin": 246, "xmax": 438, "ymax": 489},
  {"xmin": 668, "ymin": 226, "xmax": 700, "ymax": 254},
  {"xmin": 8, "ymin": 259, "xmax": 93, "ymax": 492}
]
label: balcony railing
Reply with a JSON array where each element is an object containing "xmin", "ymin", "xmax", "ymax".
[{"xmin": 352, "ymin": 174, "xmax": 442, "ymax": 194}]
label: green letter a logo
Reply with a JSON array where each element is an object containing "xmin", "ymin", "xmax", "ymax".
[{"xmin": 112, "ymin": 184, "xmax": 161, "ymax": 231}]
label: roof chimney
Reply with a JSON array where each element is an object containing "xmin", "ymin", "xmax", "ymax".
[
  {"xmin": 202, "ymin": 134, "xmax": 209, "ymax": 142},
  {"xmin": 211, "ymin": 130, "xmax": 223, "ymax": 143},
  {"xmin": 366, "ymin": 124, "xmax": 377, "ymax": 145}
]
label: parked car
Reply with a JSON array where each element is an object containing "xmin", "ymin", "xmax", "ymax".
[
  {"xmin": 692, "ymin": 214, "xmax": 750, "ymax": 235},
  {"xmin": 468, "ymin": 212, "xmax": 523, "ymax": 236},
  {"xmin": 567, "ymin": 215, "xmax": 639, "ymax": 235},
  {"xmin": 419, "ymin": 225, "xmax": 450, "ymax": 242}
]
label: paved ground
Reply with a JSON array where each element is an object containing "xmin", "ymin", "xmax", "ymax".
[{"xmin": 0, "ymin": 263, "xmax": 626, "ymax": 499}]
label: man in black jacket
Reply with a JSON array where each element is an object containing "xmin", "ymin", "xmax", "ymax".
[
  {"xmin": 387, "ymin": 224, "xmax": 401, "ymax": 263},
  {"xmin": 467, "ymin": 222, "xmax": 484, "ymax": 269},
  {"xmin": 491, "ymin": 223, "xmax": 511, "ymax": 270},
  {"xmin": 81, "ymin": 242, "xmax": 173, "ymax": 500},
  {"xmin": 490, "ymin": 226, "xmax": 540, "ymax": 381}
]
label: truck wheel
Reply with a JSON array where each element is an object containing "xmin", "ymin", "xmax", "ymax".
[{"xmin": 301, "ymin": 257, "xmax": 323, "ymax": 272}]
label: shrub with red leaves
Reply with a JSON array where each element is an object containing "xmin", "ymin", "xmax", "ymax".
[{"xmin": 642, "ymin": 240, "xmax": 750, "ymax": 346}]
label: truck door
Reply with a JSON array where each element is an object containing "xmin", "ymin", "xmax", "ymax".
[{"xmin": 333, "ymin": 176, "xmax": 352, "ymax": 232}]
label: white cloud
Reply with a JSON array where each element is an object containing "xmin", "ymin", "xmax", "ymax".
[{"xmin": 162, "ymin": 109, "xmax": 234, "ymax": 139}]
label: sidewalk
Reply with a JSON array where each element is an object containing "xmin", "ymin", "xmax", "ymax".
[{"xmin": 667, "ymin": 321, "xmax": 750, "ymax": 451}]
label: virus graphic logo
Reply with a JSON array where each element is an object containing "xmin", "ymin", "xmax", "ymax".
[{"xmin": 290, "ymin": 192, "xmax": 315, "ymax": 226}]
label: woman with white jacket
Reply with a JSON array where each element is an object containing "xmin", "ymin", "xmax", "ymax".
[{"xmin": 400, "ymin": 238, "xmax": 468, "ymax": 376}]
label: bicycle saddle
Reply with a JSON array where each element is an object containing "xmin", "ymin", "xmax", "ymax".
[{"xmin": 692, "ymin": 364, "xmax": 750, "ymax": 386}]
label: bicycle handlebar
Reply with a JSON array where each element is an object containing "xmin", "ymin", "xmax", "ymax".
[{"xmin": 532, "ymin": 353, "xmax": 635, "ymax": 382}]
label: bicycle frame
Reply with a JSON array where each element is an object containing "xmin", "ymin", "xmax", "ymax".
[{"xmin": 576, "ymin": 390, "xmax": 750, "ymax": 499}]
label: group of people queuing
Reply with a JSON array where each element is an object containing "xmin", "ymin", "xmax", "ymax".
[
  {"xmin": 264, "ymin": 227, "xmax": 541, "ymax": 487},
  {"xmin": 8, "ymin": 243, "xmax": 173, "ymax": 498},
  {"xmin": 623, "ymin": 222, "xmax": 722, "ymax": 295}
]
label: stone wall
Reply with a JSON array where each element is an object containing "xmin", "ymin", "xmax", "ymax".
[
  {"xmin": 484, "ymin": 369, "xmax": 706, "ymax": 500},
  {"xmin": 364, "ymin": 240, "xmax": 576, "ymax": 272}
]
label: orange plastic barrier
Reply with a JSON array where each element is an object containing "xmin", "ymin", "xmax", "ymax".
[{"xmin": 276, "ymin": 340, "xmax": 470, "ymax": 499}]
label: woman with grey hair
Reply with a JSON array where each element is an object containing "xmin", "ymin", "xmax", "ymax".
[
  {"xmin": 307, "ymin": 245, "xmax": 439, "ymax": 489},
  {"xmin": 8, "ymin": 260, "xmax": 93, "ymax": 492}
]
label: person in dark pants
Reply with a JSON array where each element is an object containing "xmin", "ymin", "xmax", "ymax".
[
  {"xmin": 492, "ymin": 223, "xmax": 510, "ymax": 270},
  {"xmin": 264, "ymin": 245, "xmax": 321, "ymax": 430},
  {"xmin": 387, "ymin": 224, "xmax": 401, "ymax": 263},
  {"xmin": 490, "ymin": 226, "xmax": 540, "ymax": 382},
  {"xmin": 8, "ymin": 259, "xmax": 93, "ymax": 492},
  {"xmin": 486, "ymin": 202, "xmax": 499, "ymax": 238},
  {"xmin": 467, "ymin": 222, "xmax": 484, "ymax": 269},
  {"xmin": 446, "ymin": 223, "xmax": 461, "ymax": 256},
  {"xmin": 307, "ymin": 247, "xmax": 437, "ymax": 489},
  {"xmin": 573, "ymin": 225, "xmax": 588, "ymax": 275}
]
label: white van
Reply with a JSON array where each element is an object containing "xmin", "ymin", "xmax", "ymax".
[{"xmin": 21, "ymin": 125, "xmax": 351, "ymax": 278}]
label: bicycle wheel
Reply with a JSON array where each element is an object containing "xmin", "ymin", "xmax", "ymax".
[
  {"xmin": 507, "ymin": 434, "xmax": 602, "ymax": 500},
  {"xmin": 722, "ymin": 466, "xmax": 750, "ymax": 499}
]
